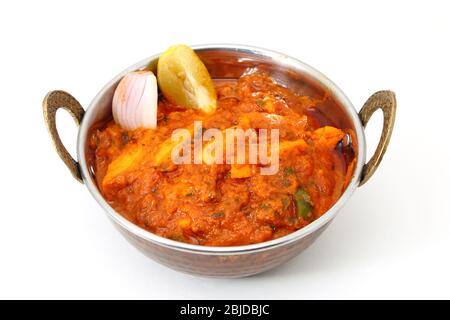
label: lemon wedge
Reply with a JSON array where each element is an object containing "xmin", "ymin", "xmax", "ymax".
[{"xmin": 157, "ymin": 45, "xmax": 217, "ymax": 114}]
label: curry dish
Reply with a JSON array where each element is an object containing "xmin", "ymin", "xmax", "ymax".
[{"xmin": 89, "ymin": 72, "xmax": 355, "ymax": 246}]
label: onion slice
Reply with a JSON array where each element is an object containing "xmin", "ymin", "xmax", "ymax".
[{"xmin": 112, "ymin": 71, "xmax": 158, "ymax": 130}]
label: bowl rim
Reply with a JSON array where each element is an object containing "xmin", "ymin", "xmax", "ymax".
[{"xmin": 77, "ymin": 43, "xmax": 366, "ymax": 255}]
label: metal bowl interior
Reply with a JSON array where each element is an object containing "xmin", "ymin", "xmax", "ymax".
[{"xmin": 77, "ymin": 44, "xmax": 366, "ymax": 256}]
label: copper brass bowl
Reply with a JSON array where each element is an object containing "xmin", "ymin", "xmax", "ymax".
[{"xmin": 43, "ymin": 44, "xmax": 396, "ymax": 277}]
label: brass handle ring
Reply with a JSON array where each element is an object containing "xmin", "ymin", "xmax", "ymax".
[
  {"xmin": 358, "ymin": 90, "xmax": 396, "ymax": 186},
  {"xmin": 43, "ymin": 90, "xmax": 85, "ymax": 183}
]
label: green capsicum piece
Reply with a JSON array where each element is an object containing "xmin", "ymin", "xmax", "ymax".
[{"xmin": 294, "ymin": 187, "xmax": 313, "ymax": 220}]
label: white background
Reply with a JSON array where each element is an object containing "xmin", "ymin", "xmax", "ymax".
[{"xmin": 0, "ymin": 0, "xmax": 449, "ymax": 299}]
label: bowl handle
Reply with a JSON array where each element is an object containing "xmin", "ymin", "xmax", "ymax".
[
  {"xmin": 43, "ymin": 91, "xmax": 85, "ymax": 183},
  {"xmin": 358, "ymin": 90, "xmax": 396, "ymax": 186}
]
